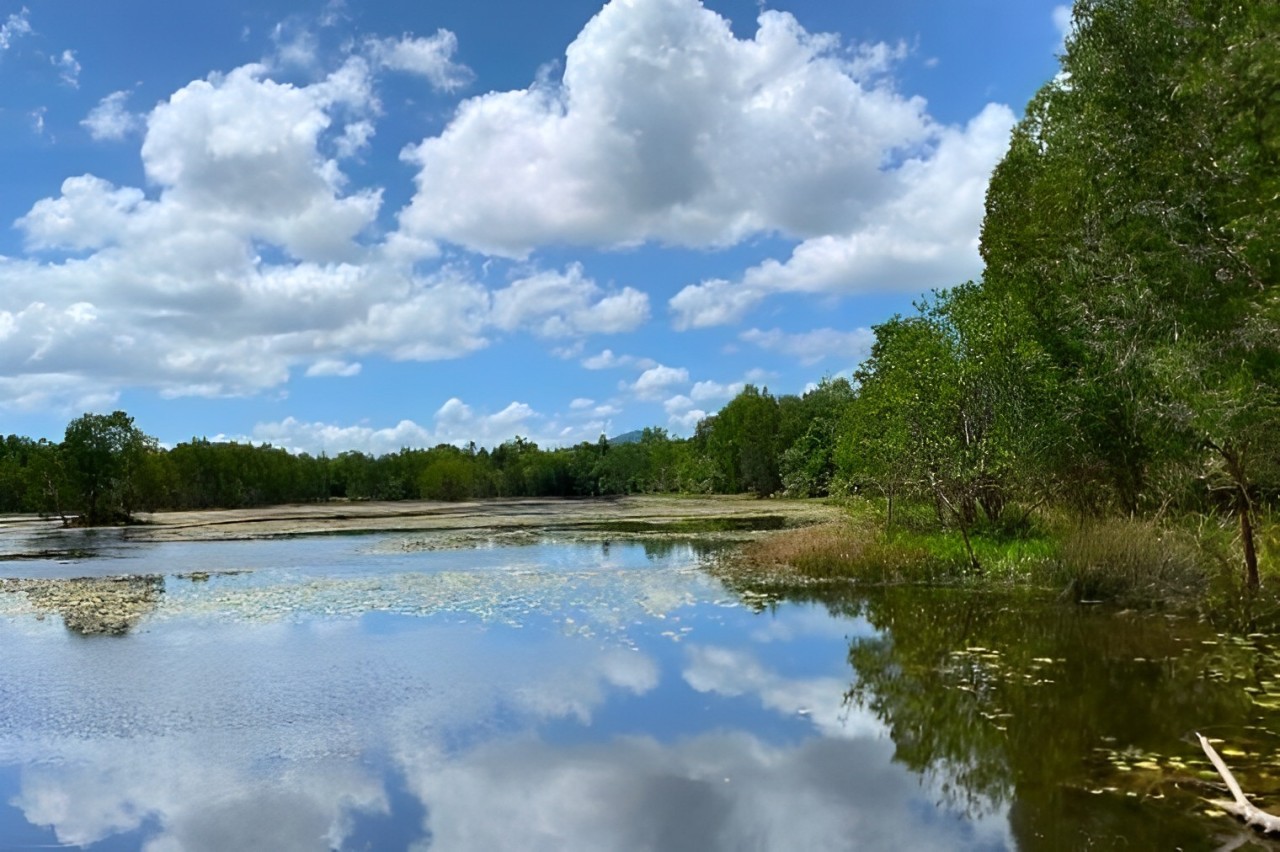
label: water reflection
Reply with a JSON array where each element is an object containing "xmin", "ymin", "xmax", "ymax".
[
  {"xmin": 0, "ymin": 575, "xmax": 163, "ymax": 634},
  {"xmin": 836, "ymin": 587, "xmax": 1280, "ymax": 850},
  {"xmin": 8, "ymin": 534, "xmax": 1272, "ymax": 849},
  {"xmin": 0, "ymin": 538, "xmax": 1015, "ymax": 851}
]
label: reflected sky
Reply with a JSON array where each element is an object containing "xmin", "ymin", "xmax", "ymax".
[{"xmin": 0, "ymin": 537, "xmax": 1011, "ymax": 851}]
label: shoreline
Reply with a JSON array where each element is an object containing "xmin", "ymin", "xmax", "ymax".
[{"xmin": 1, "ymin": 494, "xmax": 843, "ymax": 551}]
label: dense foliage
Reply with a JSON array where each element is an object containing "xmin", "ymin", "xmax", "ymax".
[
  {"xmin": 0, "ymin": 0, "xmax": 1274, "ymax": 584},
  {"xmin": 0, "ymin": 389, "xmax": 850, "ymax": 518}
]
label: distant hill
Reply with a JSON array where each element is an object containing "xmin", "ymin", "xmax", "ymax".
[{"xmin": 608, "ymin": 430, "xmax": 645, "ymax": 445}]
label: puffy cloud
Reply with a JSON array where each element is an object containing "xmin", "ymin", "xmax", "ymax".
[
  {"xmin": 739, "ymin": 327, "xmax": 874, "ymax": 366},
  {"xmin": 0, "ymin": 8, "xmax": 32, "ymax": 51},
  {"xmin": 1053, "ymin": 5, "xmax": 1073, "ymax": 49},
  {"xmin": 663, "ymin": 379, "xmax": 743, "ymax": 432},
  {"xmin": 82, "ymin": 91, "xmax": 144, "ymax": 141},
  {"xmin": 17, "ymin": 174, "xmax": 147, "ymax": 251},
  {"xmin": 630, "ymin": 364, "xmax": 688, "ymax": 400},
  {"xmin": 333, "ymin": 119, "xmax": 374, "ymax": 158},
  {"xmin": 491, "ymin": 264, "xmax": 650, "ymax": 338},
  {"xmin": 247, "ymin": 395, "xmax": 617, "ymax": 454},
  {"xmin": 671, "ymin": 102, "xmax": 1016, "ymax": 327},
  {"xmin": 406, "ymin": 729, "xmax": 1012, "ymax": 852},
  {"xmin": 0, "ymin": 52, "xmax": 645, "ymax": 410},
  {"xmin": 689, "ymin": 379, "xmax": 744, "ymax": 402},
  {"xmin": 668, "ymin": 408, "xmax": 706, "ymax": 432},
  {"xmin": 684, "ymin": 644, "xmax": 875, "ymax": 740},
  {"xmin": 365, "ymin": 30, "xmax": 473, "ymax": 91},
  {"xmin": 139, "ymin": 61, "xmax": 381, "ymax": 263},
  {"xmin": 396, "ymin": 0, "xmax": 934, "ymax": 257},
  {"xmin": 663, "ymin": 394, "xmax": 694, "ymax": 415}
]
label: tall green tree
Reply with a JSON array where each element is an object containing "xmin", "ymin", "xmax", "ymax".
[
  {"xmin": 981, "ymin": 0, "xmax": 1279, "ymax": 582},
  {"xmin": 61, "ymin": 411, "xmax": 157, "ymax": 525}
]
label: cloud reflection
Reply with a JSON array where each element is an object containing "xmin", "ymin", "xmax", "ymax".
[
  {"xmin": 401, "ymin": 732, "xmax": 1012, "ymax": 851},
  {"xmin": 0, "ymin": 616, "xmax": 661, "ymax": 850}
]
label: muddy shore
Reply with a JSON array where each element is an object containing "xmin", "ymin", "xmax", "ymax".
[
  {"xmin": 119, "ymin": 494, "xmax": 843, "ymax": 543},
  {"xmin": 0, "ymin": 496, "xmax": 840, "ymax": 634}
]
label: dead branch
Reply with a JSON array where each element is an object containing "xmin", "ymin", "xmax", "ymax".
[{"xmin": 1198, "ymin": 733, "xmax": 1280, "ymax": 834}]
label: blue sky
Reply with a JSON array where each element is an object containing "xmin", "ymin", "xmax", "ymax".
[{"xmin": 0, "ymin": 0, "xmax": 1069, "ymax": 454}]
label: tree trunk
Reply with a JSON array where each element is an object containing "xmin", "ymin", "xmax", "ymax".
[
  {"xmin": 931, "ymin": 476, "xmax": 982, "ymax": 574},
  {"xmin": 1214, "ymin": 440, "xmax": 1259, "ymax": 591},
  {"xmin": 1241, "ymin": 500, "xmax": 1260, "ymax": 591}
]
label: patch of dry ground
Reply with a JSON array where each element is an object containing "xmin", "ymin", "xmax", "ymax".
[{"xmin": 121, "ymin": 495, "xmax": 842, "ymax": 543}]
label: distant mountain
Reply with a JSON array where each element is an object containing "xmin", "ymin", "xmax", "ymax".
[{"xmin": 608, "ymin": 429, "xmax": 645, "ymax": 445}]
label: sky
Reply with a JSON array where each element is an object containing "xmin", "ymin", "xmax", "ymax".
[{"xmin": 0, "ymin": 0, "xmax": 1071, "ymax": 455}]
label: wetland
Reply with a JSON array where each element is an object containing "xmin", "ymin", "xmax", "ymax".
[{"xmin": 0, "ymin": 497, "xmax": 1278, "ymax": 850}]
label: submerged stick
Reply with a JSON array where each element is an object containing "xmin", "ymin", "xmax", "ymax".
[{"xmin": 1197, "ymin": 733, "xmax": 1280, "ymax": 834}]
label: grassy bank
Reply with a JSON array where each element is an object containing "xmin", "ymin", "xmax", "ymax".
[{"xmin": 735, "ymin": 497, "xmax": 1278, "ymax": 611}]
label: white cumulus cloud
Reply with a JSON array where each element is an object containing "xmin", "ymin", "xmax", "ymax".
[
  {"xmin": 491, "ymin": 264, "xmax": 650, "ymax": 338},
  {"xmin": 670, "ymin": 102, "xmax": 1016, "ymax": 327},
  {"xmin": 0, "ymin": 8, "xmax": 32, "ymax": 51},
  {"xmin": 52, "ymin": 49, "xmax": 80, "ymax": 87},
  {"xmin": 396, "ymin": 0, "xmax": 935, "ymax": 258},
  {"xmin": 630, "ymin": 364, "xmax": 689, "ymax": 400},
  {"xmin": 247, "ymin": 396, "xmax": 617, "ymax": 455}
]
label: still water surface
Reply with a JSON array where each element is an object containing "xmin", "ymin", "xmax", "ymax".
[{"xmin": 0, "ymin": 529, "xmax": 1276, "ymax": 850}]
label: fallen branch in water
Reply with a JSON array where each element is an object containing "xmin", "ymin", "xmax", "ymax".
[{"xmin": 1197, "ymin": 733, "xmax": 1280, "ymax": 834}]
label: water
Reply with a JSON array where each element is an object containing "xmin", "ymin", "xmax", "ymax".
[{"xmin": 0, "ymin": 528, "xmax": 1276, "ymax": 850}]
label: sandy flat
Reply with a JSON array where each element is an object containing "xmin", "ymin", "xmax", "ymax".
[{"xmin": 114, "ymin": 494, "xmax": 842, "ymax": 542}]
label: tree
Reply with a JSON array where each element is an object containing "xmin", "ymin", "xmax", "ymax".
[
  {"xmin": 837, "ymin": 286, "xmax": 1056, "ymax": 568},
  {"xmin": 779, "ymin": 378, "xmax": 856, "ymax": 497},
  {"xmin": 61, "ymin": 411, "xmax": 157, "ymax": 525},
  {"xmin": 981, "ymin": 0, "xmax": 1280, "ymax": 582},
  {"xmin": 699, "ymin": 386, "xmax": 783, "ymax": 496}
]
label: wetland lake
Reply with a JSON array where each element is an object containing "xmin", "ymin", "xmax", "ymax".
[{"xmin": 0, "ymin": 504, "xmax": 1278, "ymax": 850}]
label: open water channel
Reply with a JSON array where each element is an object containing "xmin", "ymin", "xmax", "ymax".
[{"xmin": 0, "ymin": 524, "xmax": 1278, "ymax": 850}]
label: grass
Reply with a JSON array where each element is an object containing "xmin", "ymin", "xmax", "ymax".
[
  {"xmin": 738, "ymin": 497, "xmax": 1057, "ymax": 587},
  {"xmin": 1051, "ymin": 517, "xmax": 1209, "ymax": 605},
  {"xmin": 734, "ymin": 496, "xmax": 1277, "ymax": 609}
]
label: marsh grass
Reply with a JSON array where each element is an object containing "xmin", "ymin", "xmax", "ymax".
[
  {"xmin": 1052, "ymin": 518, "xmax": 1210, "ymax": 604},
  {"xmin": 738, "ymin": 498, "xmax": 1058, "ymax": 587},
  {"xmin": 735, "ymin": 498, "xmax": 1273, "ymax": 608}
]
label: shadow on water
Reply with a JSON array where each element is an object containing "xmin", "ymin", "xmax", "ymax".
[{"xmin": 741, "ymin": 581, "xmax": 1280, "ymax": 851}]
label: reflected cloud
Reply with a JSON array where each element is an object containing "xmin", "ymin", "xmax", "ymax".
[
  {"xmin": 400, "ymin": 731, "xmax": 1012, "ymax": 852},
  {"xmin": 0, "ymin": 615, "xmax": 662, "ymax": 849},
  {"xmin": 683, "ymin": 644, "xmax": 881, "ymax": 740},
  {"xmin": 748, "ymin": 603, "xmax": 877, "ymax": 645},
  {"xmin": 14, "ymin": 744, "xmax": 385, "ymax": 851}
]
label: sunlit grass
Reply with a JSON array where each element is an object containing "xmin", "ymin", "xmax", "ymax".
[
  {"xmin": 739, "ymin": 497, "xmax": 1058, "ymax": 587},
  {"xmin": 737, "ymin": 497, "xmax": 1279, "ymax": 609}
]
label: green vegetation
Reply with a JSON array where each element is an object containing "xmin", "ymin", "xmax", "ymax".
[{"xmin": 0, "ymin": 0, "xmax": 1274, "ymax": 605}]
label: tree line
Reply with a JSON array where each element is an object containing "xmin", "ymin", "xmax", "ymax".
[
  {"xmin": 1, "ymin": 0, "xmax": 1275, "ymax": 583},
  {"xmin": 0, "ymin": 379, "xmax": 854, "ymax": 525}
]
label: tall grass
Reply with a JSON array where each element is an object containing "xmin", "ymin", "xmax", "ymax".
[
  {"xmin": 733, "ymin": 498, "xmax": 1262, "ymax": 608},
  {"xmin": 737, "ymin": 497, "xmax": 1057, "ymax": 586},
  {"xmin": 1052, "ymin": 518, "xmax": 1209, "ymax": 604}
]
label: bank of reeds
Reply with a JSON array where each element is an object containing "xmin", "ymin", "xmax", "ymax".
[
  {"xmin": 733, "ymin": 498, "xmax": 1275, "ymax": 608},
  {"xmin": 1052, "ymin": 518, "xmax": 1210, "ymax": 604}
]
